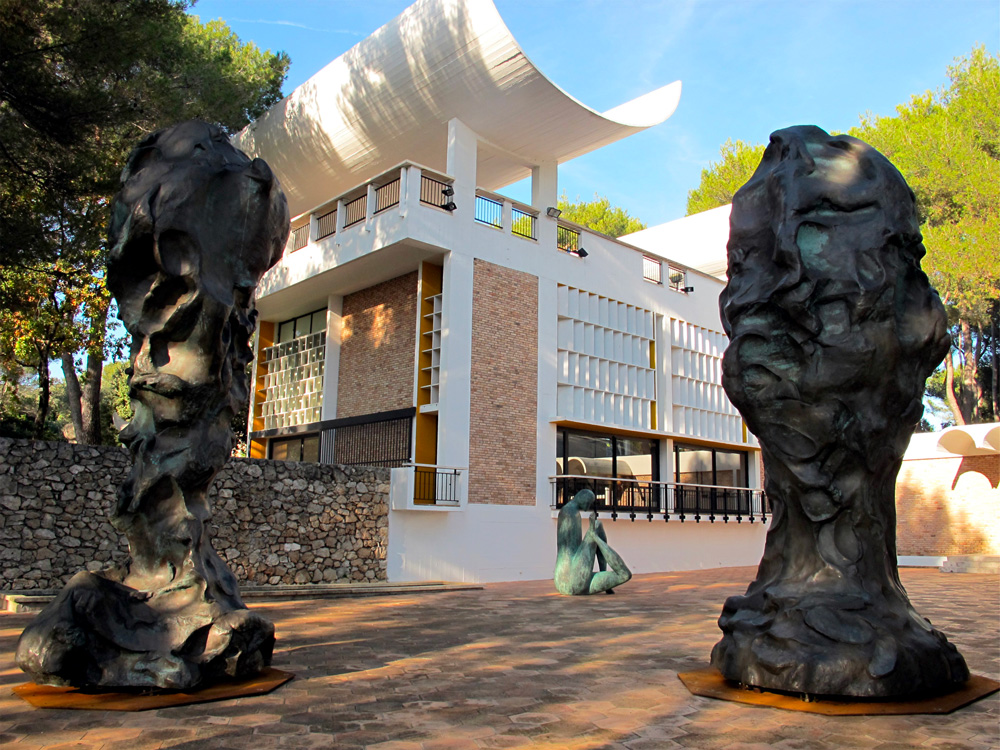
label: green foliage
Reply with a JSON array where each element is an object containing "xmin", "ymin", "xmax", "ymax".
[
  {"xmin": 557, "ymin": 194, "xmax": 646, "ymax": 238},
  {"xmin": 685, "ymin": 139, "xmax": 765, "ymax": 215},
  {"xmin": 852, "ymin": 46, "xmax": 999, "ymax": 423},
  {"xmin": 99, "ymin": 361, "xmax": 132, "ymax": 445},
  {"xmin": 0, "ymin": 0, "xmax": 289, "ymax": 438}
]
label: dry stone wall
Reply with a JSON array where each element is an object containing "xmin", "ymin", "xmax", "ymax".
[{"xmin": 0, "ymin": 437, "xmax": 388, "ymax": 590}]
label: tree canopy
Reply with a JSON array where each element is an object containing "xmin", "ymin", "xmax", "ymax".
[
  {"xmin": 685, "ymin": 139, "xmax": 765, "ymax": 216},
  {"xmin": 0, "ymin": 0, "xmax": 290, "ymax": 440},
  {"xmin": 557, "ymin": 194, "xmax": 647, "ymax": 237},
  {"xmin": 686, "ymin": 46, "xmax": 999, "ymax": 425}
]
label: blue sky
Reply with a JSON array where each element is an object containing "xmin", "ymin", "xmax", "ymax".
[{"xmin": 189, "ymin": 0, "xmax": 998, "ymax": 227}]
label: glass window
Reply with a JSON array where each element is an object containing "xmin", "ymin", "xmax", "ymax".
[
  {"xmin": 674, "ymin": 443, "xmax": 748, "ymax": 487},
  {"xmin": 311, "ymin": 310, "xmax": 327, "ymax": 335},
  {"xmin": 277, "ymin": 308, "xmax": 327, "ymax": 344},
  {"xmin": 270, "ymin": 434, "xmax": 321, "ymax": 463},
  {"xmin": 557, "ymin": 428, "xmax": 658, "ymax": 481}
]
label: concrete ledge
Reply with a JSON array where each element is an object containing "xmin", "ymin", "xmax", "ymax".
[
  {"xmin": 897, "ymin": 556, "xmax": 946, "ymax": 567},
  {"xmin": 1, "ymin": 581, "xmax": 483, "ymax": 613},
  {"xmin": 941, "ymin": 555, "xmax": 1000, "ymax": 574}
]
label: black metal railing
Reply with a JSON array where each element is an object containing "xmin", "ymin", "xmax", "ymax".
[
  {"xmin": 289, "ymin": 224, "xmax": 309, "ymax": 252},
  {"xmin": 550, "ymin": 475, "xmax": 768, "ymax": 523},
  {"xmin": 420, "ymin": 175, "xmax": 453, "ymax": 207},
  {"xmin": 643, "ymin": 256, "xmax": 662, "ymax": 284},
  {"xmin": 317, "ymin": 408, "xmax": 415, "ymax": 468},
  {"xmin": 413, "ymin": 465, "xmax": 461, "ymax": 505},
  {"xmin": 668, "ymin": 266, "xmax": 686, "ymax": 292},
  {"xmin": 475, "ymin": 194, "xmax": 503, "ymax": 228},
  {"xmin": 511, "ymin": 207, "xmax": 536, "ymax": 239},
  {"xmin": 374, "ymin": 178, "xmax": 401, "ymax": 213},
  {"xmin": 343, "ymin": 193, "xmax": 367, "ymax": 228},
  {"xmin": 316, "ymin": 209, "xmax": 337, "ymax": 240},
  {"xmin": 557, "ymin": 224, "xmax": 581, "ymax": 253}
]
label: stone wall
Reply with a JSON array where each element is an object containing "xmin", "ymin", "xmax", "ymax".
[
  {"xmin": 0, "ymin": 437, "xmax": 389, "ymax": 590},
  {"xmin": 468, "ymin": 259, "xmax": 539, "ymax": 505}
]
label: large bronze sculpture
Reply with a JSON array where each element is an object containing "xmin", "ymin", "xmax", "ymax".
[
  {"xmin": 554, "ymin": 490, "xmax": 632, "ymax": 595},
  {"xmin": 711, "ymin": 125, "xmax": 969, "ymax": 698},
  {"xmin": 16, "ymin": 121, "xmax": 289, "ymax": 689}
]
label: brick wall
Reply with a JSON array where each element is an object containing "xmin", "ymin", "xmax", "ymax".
[
  {"xmin": 338, "ymin": 272, "xmax": 418, "ymax": 419},
  {"xmin": 0, "ymin": 438, "xmax": 389, "ymax": 590},
  {"xmin": 468, "ymin": 259, "xmax": 538, "ymax": 505},
  {"xmin": 895, "ymin": 454, "xmax": 999, "ymax": 556}
]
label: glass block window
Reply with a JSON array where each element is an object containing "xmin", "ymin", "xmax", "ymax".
[{"xmin": 259, "ymin": 308, "xmax": 327, "ymax": 431}]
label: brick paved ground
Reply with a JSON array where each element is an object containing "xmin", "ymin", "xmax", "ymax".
[{"xmin": 1, "ymin": 567, "xmax": 997, "ymax": 749}]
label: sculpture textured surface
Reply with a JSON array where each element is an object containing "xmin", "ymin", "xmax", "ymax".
[
  {"xmin": 16, "ymin": 121, "xmax": 289, "ymax": 689},
  {"xmin": 711, "ymin": 125, "xmax": 969, "ymax": 697},
  {"xmin": 554, "ymin": 490, "xmax": 632, "ymax": 595}
]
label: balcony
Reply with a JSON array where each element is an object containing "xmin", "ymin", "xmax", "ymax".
[
  {"xmin": 265, "ymin": 162, "xmax": 707, "ymax": 316},
  {"xmin": 390, "ymin": 464, "xmax": 466, "ymax": 510},
  {"xmin": 550, "ymin": 475, "xmax": 768, "ymax": 523}
]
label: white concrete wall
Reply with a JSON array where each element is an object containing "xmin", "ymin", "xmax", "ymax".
[{"xmin": 387, "ymin": 502, "xmax": 768, "ymax": 583}]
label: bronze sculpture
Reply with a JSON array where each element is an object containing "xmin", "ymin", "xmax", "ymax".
[
  {"xmin": 711, "ymin": 125, "xmax": 969, "ymax": 698},
  {"xmin": 16, "ymin": 121, "xmax": 289, "ymax": 689},
  {"xmin": 554, "ymin": 489, "xmax": 632, "ymax": 595}
]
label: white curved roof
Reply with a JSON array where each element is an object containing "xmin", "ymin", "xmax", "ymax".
[
  {"xmin": 234, "ymin": 0, "xmax": 681, "ymax": 217},
  {"xmin": 936, "ymin": 423, "xmax": 999, "ymax": 456}
]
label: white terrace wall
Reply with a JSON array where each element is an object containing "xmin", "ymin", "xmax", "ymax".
[{"xmin": 0, "ymin": 438, "xmax": 389, "ymax": 591}]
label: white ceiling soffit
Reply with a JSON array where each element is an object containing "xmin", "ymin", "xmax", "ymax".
[
  {"xmin": 936, "ymin": 423, "xmax": 1000, "ymax": 456},
  {"xmin": 233, "ymin": 0, "xmax": 681, "ymax": 217}
]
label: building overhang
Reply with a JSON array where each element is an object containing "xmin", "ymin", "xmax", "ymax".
[{"xmin": 233, "ymin": 0, "xmax": 681, "ymax": 217}]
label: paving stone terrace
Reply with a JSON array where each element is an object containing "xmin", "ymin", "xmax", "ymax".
[{"xmin": 1, "ymin": 566, "xmax": 997, "ymax": 750}]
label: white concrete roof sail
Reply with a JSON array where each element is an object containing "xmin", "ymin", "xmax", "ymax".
[{"xmin": 233, "ymin": 0, "xmax": 681, "ymax": 217}]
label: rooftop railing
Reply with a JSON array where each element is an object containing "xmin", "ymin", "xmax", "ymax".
[{"xmin": 550, "ymin": 475, "xmax": 768, "ymax": 523}]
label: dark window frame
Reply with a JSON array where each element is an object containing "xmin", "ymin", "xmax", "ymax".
[
  {"xmin": 673, "ymin": 442, "xmax": 749, "ymax": 487},
  {"xmin": 557, "ymin": 427, "xmax": 660, "ymax": 482}
]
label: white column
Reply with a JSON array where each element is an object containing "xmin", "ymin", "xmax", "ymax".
[
  {"xmin": 321, "ymin": 295, "xmax": 343, "ymax": 420},
  {"xmin": 536, "ymin": 277, "xmax": 559, "ymax": 507},
  {"xmin": 446, "ymin": 118, "xmax": 478, "ymax": 219},
  {"xmin": 532, "ymin": 159, "xmax": 558, "ymax": 249},
  {"xmin": 436, "ymin": 252, "xmax": 474, "ymax": 475}
]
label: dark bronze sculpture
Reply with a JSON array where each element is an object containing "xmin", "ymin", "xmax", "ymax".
[
  {"xmin": 16, "ymin": 121, "xmax": 289, "ymax": 689},
  {"xmin": 554, "ymin": 490, "xmax": 632, "ymax": 595},
  {"xmin": 711, "ymin": 125, "xmax": 969, "ymax": 698}
]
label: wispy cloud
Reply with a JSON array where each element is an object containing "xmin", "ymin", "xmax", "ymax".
[{"xmin": 228, "ymin": 17, "xmax": 365, "ymax": 36}]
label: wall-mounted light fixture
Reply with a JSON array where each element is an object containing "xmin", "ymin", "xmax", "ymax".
[
  {"xmin": 546, "ymin": 206, "xmax": 562, "ymax": 218},
  {"xmin": 576, "ymin": 248, "xmax": 588, "ymax": 258},
  {"xmin": 442, "ymin": 185, "xmax": 455, "ymax": 196},
  {"xmin": 443, "ymin": 201, "xmax": 457, "ymax": 212},
  {"xmin": 682, "ymin": 285, "xmax": 694, "ymax": 293}
]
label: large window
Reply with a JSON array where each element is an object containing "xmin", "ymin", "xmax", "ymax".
[
  {"xmin": 270, "ymin": 434, "xmax": 320, "ymax": 463},
  {"xmin": 674, "ymin": 443, "xmax": 747, "ymax": 487},
  {"xmin": 277, "ymin": 308, "xmax": 327, "ymax": 344},
  {"xmin": 557, "ymin": 428, "xmax": 659, "ymax": 481}
]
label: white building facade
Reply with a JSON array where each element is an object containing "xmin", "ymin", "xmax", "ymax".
[{"xmin": 235, "ymin": 0, "xmax": 768, "ymax": 583}]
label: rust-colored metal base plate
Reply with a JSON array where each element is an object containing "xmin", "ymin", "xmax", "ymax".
[
  {"xmin": 678, "ymin": 667, "xmax": 999, "ymax": 715},
  {"xmin": 12, "ymin": 667, "xmax": 294, "ymax": 711}
]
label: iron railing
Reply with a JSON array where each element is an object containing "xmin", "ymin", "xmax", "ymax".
[
  {"xmin": 316, "ymin": 209, "xmax": 337, "ymax": 240},
  {"xmin": 511, "ymin": 207, "xmax": 536, "ymax": 239},
  {"xmin": 420, "ymin": 175, "xmax": 453, "ymax": 207},
  {"xmin": 413, "ymin": 465, "xmax": 461, "ymax": 505},
  {"xmin": 289, "ymin": 224, "xmax": 309, "ymax": 252},
  {"xmin": 550, "ymin": 475, "xmax": 768, "ymax": 523},
  {"xmin": 343, "ymin": 194, "xmax": 367, "ymax": 228},
  {"xmin": 374, "ymin": 178, "xmax": 401, "ymax": 213},
  {"xmin": 643, "ymin": 256, "xmax": 662, "ymax": 284},
  {"xmin": 557, "ymin": 224, "xmax": 581, "ymax": 253},
  {"xmin": 317, "ymin": 408, "xmax": 415, "ymax": 468},
  {"xmin": 668, "ymin": 266, "xmax": 687, "ymax": 292},
  {"xmin": 475, "ymin": 194, "xmax": 503, "ymax": 228}
]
